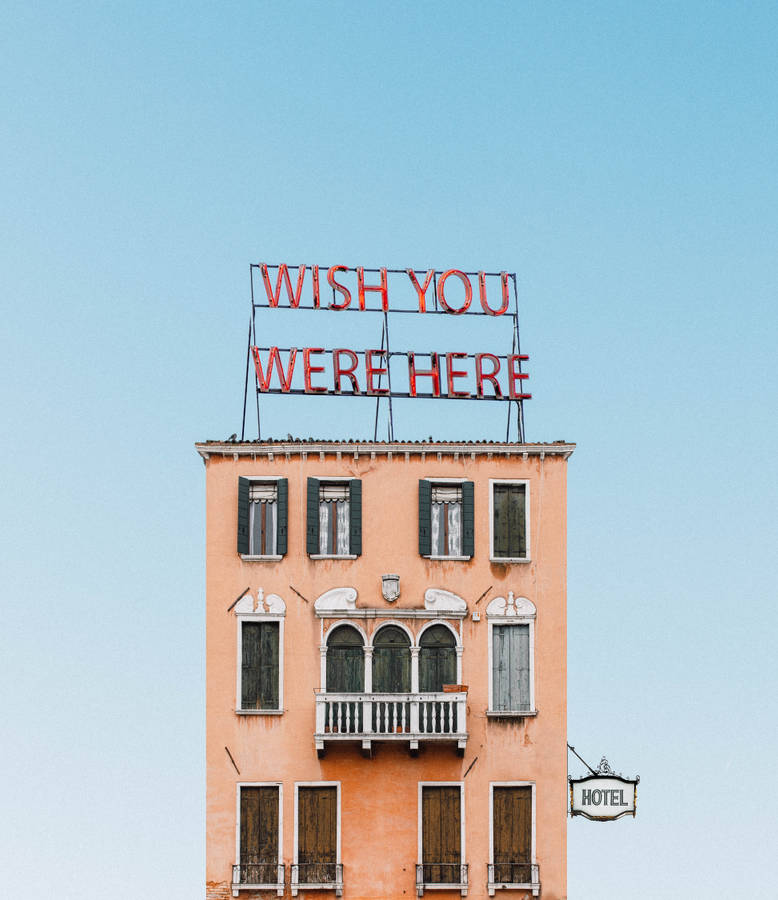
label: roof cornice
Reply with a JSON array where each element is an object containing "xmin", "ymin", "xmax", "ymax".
[{"xmin": 194, "ymin": 440, "xmax": 575, "ymax": 461}]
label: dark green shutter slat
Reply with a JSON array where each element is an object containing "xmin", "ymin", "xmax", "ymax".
[
  {"xmin": 462, "ymin": 480, "xmax": 474, "ymax": 557},
  {"xmin": 242, "ymin": 622, "xmax": 260, "ymax": 708},
  {"xmin": 306, "ymin": 477, "xmax": 320, "ymax": 555},
  {"xmin": 418, "ymin": 480, "xmax": 432, "ymax": 556},
  {"xmin": 349, "ymin": 479, "xmax": 362, "ymax": 556},
  {"xmin": 238, "ymin": 477, "xmax": 250, "ymax": 554},
  {"xmin": 276, "ymin": 478, "xmax": 288, "ymax": 556}
]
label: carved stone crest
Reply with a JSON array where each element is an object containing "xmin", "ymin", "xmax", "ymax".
[{"xmin": 381, "ymin": 574, "xmax": 400, "ymax": 603}]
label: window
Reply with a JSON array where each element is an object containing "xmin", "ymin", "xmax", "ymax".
[
  {"xmin": 307, "ymin": 478, "xmax": 362, "ymax": 557},
  {"xmin": 372, "ymin": 625, "xmax": 411, "ymax": 693},
  {"xmin": 490, "ymin": 480, "xmax": 529, "ymax": 561},
  {"xmin": 419, "ymin": 480, "xmax": 474, "ymax": 559},
  {"xmin": 419, "ymin": 625, "xmax": 457, "ymax": 692},
  {"xmin": 488, "ymin": 784, "xmax": 538, "ymax": 896},
  {"xmin": 293, "ymin": 784, "xmax": 342, "ymax": 896},
  {"xmin": 486, "ymin": 594, "xmax": 536, "ymax": 716},
  {"xmin": 417, "ymin": 784, "xmax": 467, "ymax": 894},
  {"xmin": 237, "ymin": 477, "xmax": 288, "ymax": 558},
  {"xmin": 233, "ymin": 785, "xmax": 283, "ymax": 894},
  {"xmin": 239, "ymin": 621, "xmax": 281, "ymax": 711}
]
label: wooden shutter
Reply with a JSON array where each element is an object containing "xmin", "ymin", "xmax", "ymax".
[
  {"xmin": 349, "ymin": 479, "xmax": 362, "ymax": 556},
  {"xmin": 242, "ymin": 622, "xmax": 279, "ymax": 710},
  {"xmin": 422, "ymin": 786, "xmax": 461, "ymax": 884},
  {"xmin": 462, "ymin": 481, "xmax": 474, "ymax": 557},
  {"xmin": 238, "ymin": 477, "xmax": 250, "ymax": 554},
  {"xmin": 418, "ymin": 480, "xmax": 432, "ymax": 556},
  {"xmin": 493, "ymin": 786, "xmax": 531, "ymax": 883},
  {"xmin": 326, "ymin": 626, "xmax": 365, "ymax": 692},
  {"xmin": 419, "ymin": 625, "xmax": 457, "ymax": 692},
  {"xmin": 298, "ymin": 786, "xmax": 337, "ymax": 883},
  {"xmin": 492, "ymin": 624, "xmax": 530, "ymax": 711},
  {"xmin": 372, "ymin": 625, "xmax": 411, "ymax": 692},
  {"xmin": 240, "ymin": 786, "xmax": 279, "ymax": 883},
  {"xmin": 276, "ymin": 478, "xmax": 288, "ymax": 556},
  {"xmin": 493, "ymin": 484, "xmax": 526, "ymax": 558},
  {"xmin": 306, "ymin": 477, "xmax": 320, "ymax": 555}
]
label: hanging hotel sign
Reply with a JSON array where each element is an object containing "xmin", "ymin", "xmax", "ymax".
[
  {"xmin": 569, "ymin": 757, "xmax": 639, "ymax": 822},
  {"xmin": 248, "ymin": 264, "xmax": 530, "ymax": 403}
]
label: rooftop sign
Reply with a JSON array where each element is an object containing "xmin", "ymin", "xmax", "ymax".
[{"xmin": 242, "ymin": 263, "xmax": 529, "ymax": 440}]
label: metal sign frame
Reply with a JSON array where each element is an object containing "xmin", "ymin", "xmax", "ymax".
[{"xmin": 241, "ymin": 263, "xmax": 527, "ymax": 442}]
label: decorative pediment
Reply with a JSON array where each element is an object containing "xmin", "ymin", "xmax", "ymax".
[
  {"xmin": 486, "ymin": 592, "xmax": 535, "ymax": 618},
  {"xmin": 234, "ymin": 588, "xmax": 286, "ymax": 616},
  {"xmin": 424, "ymin": 588, "xmax": 467, "ymax": 613},
  {"xmin": 314, "ymin": 586, "xmax": 358, "ymax": 613}
]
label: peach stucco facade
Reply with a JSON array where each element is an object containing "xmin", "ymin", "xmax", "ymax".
[{"xmin": 200, "ymin": 439, "xmax": 573, "ymax": 900}]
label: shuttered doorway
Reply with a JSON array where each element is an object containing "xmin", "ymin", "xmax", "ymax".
[
  {"xmin": 492, "ymin": 786, "xmax": 532, "ymax": 884},
  {"xmin": 421, "ymin": 785, "xmax": 462, "ymax": 885},
  {"xmin": 297, "ymin": 786, "xmax": 338, "ymax": 884},
  {"xmin": 239, "ymin": 786, "xmax": 279, "ymax": 885}
]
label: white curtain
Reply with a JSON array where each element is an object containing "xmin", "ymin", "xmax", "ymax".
[
  {"xmin": 319, "ymin": 499, "xmax": 350, "ymax": 555},
  {"xmin": 448, "ymin": 502, "xmax": 461, "ymax": 555},
  {"xmin": 336, "ymin": 500, "xmax": 350, "ymax": 555}
]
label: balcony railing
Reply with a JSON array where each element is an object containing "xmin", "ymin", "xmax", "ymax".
[
  {"xmin": 416, "ymin": 862, "xmax": 469, "ymax": 896},
  {"xmin": 231, "ymin": 862, "xmax": 285, "ymax": 896},
  {"xmin": 487, "ymin": 862, "xmax": 540, "ymax": 896},
  {"xmin": 290, "ymin": 862, "xmax": 344, "ymax": 896},
  {"xmin": 315, "ymin": 691, "xmax": 468, "ymax": 755}
]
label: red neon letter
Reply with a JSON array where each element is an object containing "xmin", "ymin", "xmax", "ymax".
[
  {"xmin": 408, "ymin": 352, "xmax": 441, "ymax": 397},
  {"xmin": 251, "ymin": 346, "xmax": 298, "ymax": 392},
  {"xmin": 475, "ymin": 353, "xmax": 502, "ymax": 398},
  {"xmin": 445, "ymin": 352, "xmax": 471, "ymax": 398},
  {"xmin": 312, "ymin": 265, "xmax": 320, "ymax": 309},
  {"xmin": 333, "ymin": 349, "xmax": 361, "ymax": 394},
  {"xmin": 357, "ymin": 267, "xmax": 388, "ymax": 311},
  {"xmin": 303, "ymin": 347, "xmax": 327, "ymax": 393},
  {"xmin": 507, "ymin": 354, "xmax": 531, "ymax": 399},
  {"xmin": 437, "ymin": 269, "xmax": 472, "ymax": 314},
  {"xmin": 327, "ymin": 265, "xmax": 352, "ymax": 309},
  {"xmin": 260, "ymin": 264, "xmax": 306, "ymax": 308},
  {"xmin": 365, "ymin": 349, "xmax": 389, "ymax": 395},
  {"xmin": 407, "ymin": 269, "xmax": 435, "ymax": 312},
  {"xmin": 478, "ymin": 271, "xmax": 510, "ymax": 316}
]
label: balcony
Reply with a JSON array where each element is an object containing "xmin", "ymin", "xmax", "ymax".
[
  {"xmin": 487, "ymin": 863, "xmax": 540, "ymax": 896},
  {"xmin": 291, "ymin": 862, "xmax": 344, "ymax": 896},
  {"xmin": 314, "ymin": 691, "xmax": 468, "ymax": 756},
  {"xmin": 231, "ymin": 862, "xmax": 285, "ymax": 896},
  {"xmin": 416, "ymin": 863, "xmax": 469, "ymax": 896}
]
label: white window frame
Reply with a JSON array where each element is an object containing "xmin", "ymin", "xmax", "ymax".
[
  {"xmin": 489, "ymin": 479, "xmax": 531, "ymax": 563},
  {"xmin": 417, "ymin": 781, "xmax": 467, "ymax": 896},
  {"xmin": 425, "ymin": 477, "xmax": 470, "ymax": 561},
  {"xmin": 488, "ymin": 782, "xmax": 538, "ymax": 897},
  {"xmin": 309, "ymin": 476, "xmax": 358, "ymax": 560},
  {"xmin": 292, "ymin": 781, "xmax": 342, "ymax": 896},
  {"xmin": 236, "ymin": 612, "xmax": 285, "ymax": 715},
  {"xmin": 486, "ymin": 597, "xmax": 536, "ymax": 717},
  {"xmin": 240, "ymin": 475, "xmax": 285, "ymax": 562},
  {"xmin": 233, "ymin": 782, "xmax": 284, "ymax": 897}
]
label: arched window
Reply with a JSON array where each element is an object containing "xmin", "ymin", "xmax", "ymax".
[
  {"xmin": 372, "ymin": 625, "xmax": 411, "ymax": 693},
  {"xmin": 326, "ymin": 625, "xmax": 364, "ymax": 692},
  {"xmin": 419, "ymin": 624, "xmax": 457, "ymax": 692}
]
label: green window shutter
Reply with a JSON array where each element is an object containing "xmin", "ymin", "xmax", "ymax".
[
  {"xmin": 418, "ymin": 479, "xmax": 432, "ymax": 556},
  {"xmin": 462, "ymin": 480, "xmax": 474, "ymax": 557},
  {"xmin": 276, "ymin": 478, "xmax": 288, "ymax": 556},
  {"xmin": 306, "ymin": 477, "xmax": 320, "ymax": 555},
  {"xmin": 237, "ymin": 477, "xmax": 250, "ymax": 554},
  {"xmin": 241, "ymin": 621, "xmax": 280, "ymax": 710},
  {"xmin": 349, "ymin": 479, "xmax": 362, "ymax": 556}
]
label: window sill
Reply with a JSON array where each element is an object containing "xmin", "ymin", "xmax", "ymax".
[
  {"xmin": 240, "ymin": 554, "xmax": 283, "ymax": 562},
  {"xmin": 236, "ymin": 709, "xmax": 284, "ymax": 716},
  {"xmin": 489, "ymin": 556, "xmax": 531, "ymax": 564},
  {"xmin": 486, "ymin": 709, "xmax": 537, "ymax": 719},
  {"xmin": 426, "ymin": 555, "xmax": 472, "ymax": 562},
  {"xmin": 309, "ymin": 554, "xmax": 358, "ymax": 560}
]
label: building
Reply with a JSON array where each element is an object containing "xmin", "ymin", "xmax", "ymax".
[{"xmin": 199, "ymin": 438, "xmax": 573, "ymax": 900}]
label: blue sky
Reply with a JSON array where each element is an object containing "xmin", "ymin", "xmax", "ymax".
[{"xmin": 2, "ymin": 2, "xmax": 777, "ymax": 897}]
